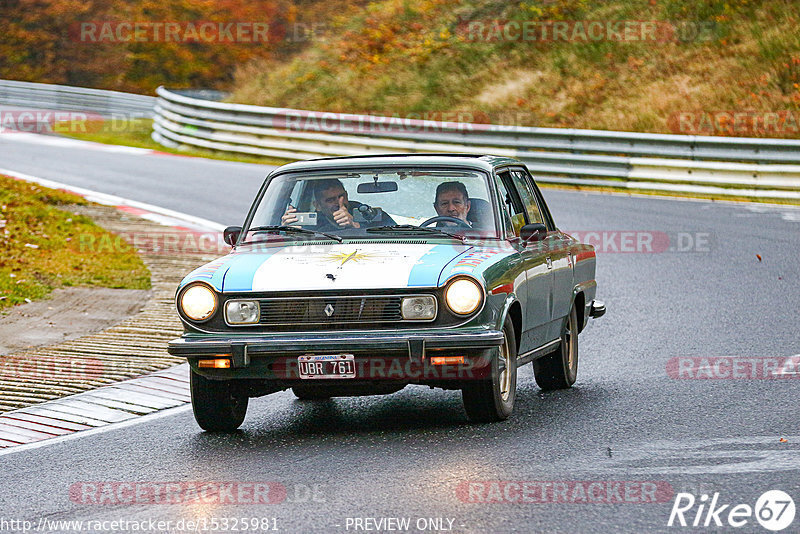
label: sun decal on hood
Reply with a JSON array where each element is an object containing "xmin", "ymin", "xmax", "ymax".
[{"xmin": 324, "ymin": 250, "xmax": 384, "ymax": 267}]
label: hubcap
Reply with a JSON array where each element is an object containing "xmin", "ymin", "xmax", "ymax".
[
  {"xmin": 565, "ymin": 314, "xmax": 577, "ymax": 373},
  {"xmin": 499, "ymin": 336, "xmax": 512, "ymax": 401}
]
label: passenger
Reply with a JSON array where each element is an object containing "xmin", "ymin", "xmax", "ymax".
[{"xmin": 433, "ymin": 181, "xmax": 471, "ymax": 225}]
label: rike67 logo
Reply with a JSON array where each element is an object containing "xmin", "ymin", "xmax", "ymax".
[{"xmin": 668, "ymin": 490, "xmax": 795, "ymax": 531}]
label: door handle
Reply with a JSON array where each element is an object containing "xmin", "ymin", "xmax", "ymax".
[{"xmin": 546, "ymin": 257, "xmax": 553, "ymax": 269}]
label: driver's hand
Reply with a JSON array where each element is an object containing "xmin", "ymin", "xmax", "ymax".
[
  {"xmin": 333, "ymin": 199, "xmax": 359, "ymax": 228},
  {"xmin": 281, "ymin": 206, "xmax": 299, "ymax": 226}
]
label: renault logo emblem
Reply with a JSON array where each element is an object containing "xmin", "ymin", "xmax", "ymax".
[{"xmin": 324, "ymin": 304, "xmax": 335, "ymax": 317}]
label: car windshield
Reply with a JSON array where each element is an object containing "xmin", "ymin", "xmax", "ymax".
[{"xmin": 241, "ymin": 168, "xmax": 499, "ymax": 243}]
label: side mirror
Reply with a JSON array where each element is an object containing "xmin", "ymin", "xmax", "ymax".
[
  {"xmin": 223, "ymin": 226, "xmax": 242, "ymax": 246},
  {"xmin": 520, "ymin": 223, "xmax": 547, "ymax": 243}
]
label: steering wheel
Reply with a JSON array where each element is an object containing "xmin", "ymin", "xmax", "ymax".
[{"xmin": 419, "ymin": 216, "xmax": 472, "ymax": 229}]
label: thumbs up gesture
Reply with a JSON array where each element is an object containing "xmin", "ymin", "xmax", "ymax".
[{"xmin": 333, "ymin": 197, "xmax": 359, "ymax": 228}]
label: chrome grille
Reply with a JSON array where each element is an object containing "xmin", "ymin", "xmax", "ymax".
[{"xmin": 259, "ymin": 296, "xmax": 404, "ymax": 325}]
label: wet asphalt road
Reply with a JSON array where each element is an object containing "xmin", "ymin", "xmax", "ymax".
[{"xmin": 1, "ymin": 132, "xmax": 799, "ymax": 533}]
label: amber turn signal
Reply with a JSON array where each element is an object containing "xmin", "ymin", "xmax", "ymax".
[
  {"xmin": 198, "ymin": 358, "xmax": 231, "ymax": 369},
  {"xmin": 430, "ymin": 356, "xmax": 465, "ymax": 365}
]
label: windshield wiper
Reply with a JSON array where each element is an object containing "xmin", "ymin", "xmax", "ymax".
[
  {"xmin": 366, "ymin": 224, "xmax": 465, "ymax": 241},
  {"xmin": 245, "ymin": 225, "xmax": 342, "ymax": 243}
]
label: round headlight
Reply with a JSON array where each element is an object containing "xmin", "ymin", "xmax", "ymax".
[
  {"xmin": 445, "ymin": 278, "xmax": 483, "ymax": 315},
  {"xmin": 180, "ymin": 284, "xmax": 217, "ymax": 321}
]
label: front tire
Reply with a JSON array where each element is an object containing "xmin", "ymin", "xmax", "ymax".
[
  {"xmin": 533, "ymin": 305, "xmax": 579, "ymax": 390},
  {"xmin": 461, "ymin": 319, "xmax": 517, "ymax": 422},
  {"xmin": 190, "ymin": 370, "xmax": 248, "ymax": 431}
]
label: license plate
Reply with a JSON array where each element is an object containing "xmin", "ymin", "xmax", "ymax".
[{"xmin": 298, "ymin": 354, "xmax": 355, "ymax": 379}]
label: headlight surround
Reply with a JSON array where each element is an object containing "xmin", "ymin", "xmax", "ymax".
[
  {"xmin": 225, "ymin": 300, "xmax": 260, "ymax": 325},
  {"xmin": 179, "ymin": 284, "xmax": 217, "ymax": 322},
  {"xmin": 444, "ymin": 277, "xmax": 483, "ymax": 315},
  {"xmin": 401, "ymin": 296, "xmax": 437, "ymax": 320}
]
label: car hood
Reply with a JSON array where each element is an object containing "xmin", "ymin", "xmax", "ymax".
[{"xmin": 211, "ymin": 242, "xmax": 478, "ymax": 292}]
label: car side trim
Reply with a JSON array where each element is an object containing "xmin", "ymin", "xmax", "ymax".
[{"xmin": 516, "ymin": 339, "xmax": 560, "ymax": 367}]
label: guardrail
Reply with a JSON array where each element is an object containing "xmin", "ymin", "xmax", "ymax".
[
  {"xmin": 0, "ymin": 79, "xmax": 155, "ymax": 117},
  {"xmin": 152, "ymin": 87, "xmax": 800, "ymax": 199},
  {"xmin": 2, "ymin": 79, "xmax": 798, "ymax": 200}
]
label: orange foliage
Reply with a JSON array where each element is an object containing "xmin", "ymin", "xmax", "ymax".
[{"xmin": 0, "ymin": 0, "xmax": 291, "ymax": 93}]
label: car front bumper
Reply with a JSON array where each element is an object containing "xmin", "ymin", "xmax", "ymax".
[{"xmin": 168, "ymin": 328, "xmax": 505, "ymax": 382}]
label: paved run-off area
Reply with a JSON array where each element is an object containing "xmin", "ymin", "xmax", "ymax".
[{"xmin": 0, "ymin": 203, "xmax": 213, "ymax": 417}]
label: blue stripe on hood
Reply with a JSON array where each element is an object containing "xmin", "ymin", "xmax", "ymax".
[
  {"xmin": 407, "ymin": 244, "xmax": 472, "ymax": 287},
  {"xmin": 221, "ymin": 249, "xmax": 282, "ymax": 292}
]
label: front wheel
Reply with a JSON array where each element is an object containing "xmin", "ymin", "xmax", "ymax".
[
  {"xmin": 190, "ymin": 370, "xmax": 248, "ymax": 431},
  {"xmin": 533, "ymin": 306, "xmax": 579, "ymax": 390},
  {"xmin": 461, "ymin": 319, "xmax": 517, "ymax": 422}
]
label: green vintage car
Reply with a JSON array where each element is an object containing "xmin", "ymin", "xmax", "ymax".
[{"xmin": 168, "ymin": 154, "xmax": 605, "ymax": 431}]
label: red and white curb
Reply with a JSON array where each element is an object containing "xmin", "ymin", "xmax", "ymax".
[{"xmin": 0, "ymin": 364, "xmax": 191, "ymax": 450}]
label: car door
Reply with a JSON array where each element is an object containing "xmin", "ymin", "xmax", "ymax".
[
  {"xmin": 496, "ymin": 169, "xmax": 552, "ymax": 350},
  {"xmin": 517, "ymin": 168, "xmax": 576, "ymax": 341}
]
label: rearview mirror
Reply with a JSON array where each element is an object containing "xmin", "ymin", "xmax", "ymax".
[
  {"xmin": 520, "ymin": 223, "xmax": 547, "ymax": 243},
  {"xmin": 357, "ymin": 181, "xmax": 398, "ymax": 193},
  {"xmin": 223, "ymin": 226, "xmax": 242, "ymax": 246}
]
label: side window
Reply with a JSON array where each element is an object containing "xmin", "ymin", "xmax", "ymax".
[
  {"xmin": 510, "ymin": 170, "xmax": 544, "ymax": 224},
  {"xmin": 528, "ymin": 174, "xmax": 556, "ymax": 231},
  {"xmin": 494, "ymin": 183, "xmax": 515, "ymax": 236},
  {"xmin": 495, "ymin": 171, "xmax": 526, "ymax": 237},
  {"xmin": 292, "ymin": 181, "xmax": 309, "ymax": 210}
]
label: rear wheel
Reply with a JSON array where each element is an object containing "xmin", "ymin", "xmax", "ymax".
[
  {"xmin": 533, "ymin": 306, "xmax": 578, "ymax": 390},
  {"xmin": 190, "ymin": 370, "xmax": 248, "ymax": 431},
  {"xmin": 461, "ymin": 319, "xmax": 517, "ymax": 422}
]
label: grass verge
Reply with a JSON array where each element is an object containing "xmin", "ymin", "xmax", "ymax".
[{"xmin": 0, "ymin": 175, "xmax": 151, "ymax": 310}]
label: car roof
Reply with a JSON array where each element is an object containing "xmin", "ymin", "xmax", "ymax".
[{"xmin": 268, "ymin": 154, "xmax": 523, "ymax": 175}]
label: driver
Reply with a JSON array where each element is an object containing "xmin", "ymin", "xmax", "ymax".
[
  {"xmin": 282, "ymin": 179, "xmax": 390, "ymax": 230},
  {"xmin": 433, "ymin": 181, "xmax": 471, "ymax": 225}
]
